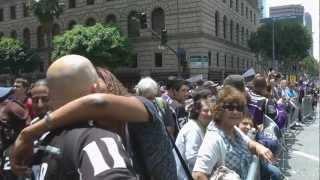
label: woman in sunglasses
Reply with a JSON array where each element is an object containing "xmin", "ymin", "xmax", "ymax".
[{"xmin": 193, "ymin": 86, "xmax": 274, "ymax": 180}]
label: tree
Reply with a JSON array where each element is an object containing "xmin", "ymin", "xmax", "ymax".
[
  {"xmin": 248, "ymin": 21, "xmax": 312, "ymax": 70},
  {"xmin": 52, "ymin": 23, "xmax": 133, "ymax": 68},
  {"xmin": 28, "ymin": 0, "xmax": 64, "ymax": 55},
  {"xmin": 301, "ymin": 56, "xmax": 319, "ymax": 77},
  {"xmin": 0, "ymin": 37, "xmax": 40, "ymax": 75}
]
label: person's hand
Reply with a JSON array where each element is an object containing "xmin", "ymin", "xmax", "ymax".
[
  {"xmin": 10, "ymin": 128, "xmax": 34, "ymax": 176},
  {"xmin": 255, "ymin": 143, "xmax": 275, "ymax": 163}
]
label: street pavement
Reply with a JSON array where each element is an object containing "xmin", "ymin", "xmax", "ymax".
[{"xmin": 281, "ymin": 103, "xmax": 319, "ymax": 180}]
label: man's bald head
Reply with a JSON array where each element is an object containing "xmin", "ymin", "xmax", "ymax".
[{"xmin": 47, "ymin": 55, "xmax": 99, "ymax": 109}]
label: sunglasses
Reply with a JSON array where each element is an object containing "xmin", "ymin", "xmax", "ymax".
[{"xmin": 222, "ymin": 103, "xmax": 244, "ymax": 112}]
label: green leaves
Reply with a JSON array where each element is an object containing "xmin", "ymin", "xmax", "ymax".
[
  {"xmin": 31, "ymin": 0, "xmax": 63, "ymax": 24},
  {"xmin": 248, "ymin": 21, "xmax": 312, "ymax": 68},
  {"xmin": 0, "ymin": 37, "xmax": 40, "ymax": 75},
  {"xmin": 52, "ymin": 23, "xmax": 133, "ymax": 69}
]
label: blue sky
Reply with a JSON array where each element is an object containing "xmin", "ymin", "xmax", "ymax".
[{"xmin": 267, "ymin": 0, "xmax": 319, "ymax": 61}]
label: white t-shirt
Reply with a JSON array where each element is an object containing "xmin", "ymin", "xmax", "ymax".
[
  {"xmin": 192, "ymin": 122, "xmax": 251, "ymax": 176},
  {"xmin": 175, "ymin": 119, "xmax": 206, "ymax": 180}
]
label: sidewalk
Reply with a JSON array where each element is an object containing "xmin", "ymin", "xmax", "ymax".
[{"xmin": 281, "ymin": 104, "xmax": 319, "ymax": 180}]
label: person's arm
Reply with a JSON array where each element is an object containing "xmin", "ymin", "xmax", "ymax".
[
  {"xmin": 192, "ymin": 172, "xmax": 209, "ymax": 180},
  {"xmin": 184, "ymin": 130, "xmax": 203, "ymax": 170},
  {"xmin": 21, "ymin": 93, "xmax": 149, "ymax": 140}
]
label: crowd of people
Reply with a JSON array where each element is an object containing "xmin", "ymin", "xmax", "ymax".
[{"xmin": 0, "ymin": 54, "xmax": 318, "ymax": 180}]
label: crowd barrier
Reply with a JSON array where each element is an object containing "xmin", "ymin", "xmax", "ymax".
[
  {"xmin": 301, "ymin": 95, "xmax": 313, "ymax": 120},
  {"xmin": 245, "ymin": 95, "xmax": 315, "ymax": 180},
  {"xmin": 245, "ymin": 156, "xmax": 260, "ymax": 180}
]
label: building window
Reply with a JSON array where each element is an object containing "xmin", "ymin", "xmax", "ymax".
[
  {"xmin": 87, "ymin": 0, "xmax": 94, "ymax": 5},
  {"xmin": 224, "ymin": 55, "xmax": 227, "ymax": 67},
  {"xmin": 10, "ymin": 30, "xmax": 17, "ymax": 39},
  {"xmin": 155, "ymin": 53, "xmax": 163, "ymax": 67},
  {"xmin": 131, "ymin": 53, "xmax": 138, "ymax": 68},
  {"xmin": 223, "ymin": 0, "xmax": 226, "ymax": 3},
  {"xmin": 37, "ymin": 26, "xmax": 45, "ymax": 48},
  {"xmin": 68, "ymin": 20, "xmax": 77, "ymax": 30},
  {"xmin": 85, "ymin": 18, "xmax": 96, "ymax": 26},
  {"xmin": 245, "ymin": 7, "xmax": 248, "ymax": 18},
  {"xmin": 236, "ymin": 23, "xmax": 239, "ymax": 44},
  {"xmin": 246, "ymin": 29, "xmax": 249, "ymax": 45},
  {"xmin": 216, "ymin": 52, "xmax": 220, "ymax": 66},
  {"xmin": 208, "ymin": 51, "xmax": 212, "ymax": 67},
  {"xmin": 223, "ymin": 16, "xmax": 227, "ymax": 39},
  {"xmin": 237, "ymin": 57, "xmax": 240, "ymax": 69},
  {"xmin": 230, "ymin": 20, "xmax": 233, "ymax": 42},
  {"xmin": 69, "ymin": 0, "xmax": 76, "ymax": 8},
  {"xmin": 52, "ymin": 24, "xmax": 60, "ymax": 37},
  {"xmin": 152, "ymin": 8, "xmax": 165, "ymax": 34},
  {"xmin": 23, "ymin": 28, "xmax": 31, "ymax": 48},
  {"xmin": 23, "ymin": 3, "xmax": 29, "ymax": 17},
  {"xmin": 0, "ymin": 9, "xmax": 3, "ymax": 22},
  {"xmin": 235, "ymin": 0, "xmax": 239, "ymax": 12},
  {"xmin": 241, "ymin": 3, "xmax": 244, "ymax": 16},
  {"xmin": 246, "ymin": 59, "xmax": 249, "ymax": 68},
  {"xmin": 215, "ymin": 11, "xmax": 220, "ymax": 37},
  {"xmin": 10, "ymin": 6, "xmax": 16, "ymax": 20},
  {"xmin": 231, "ymin": 56, "xmax": 234, "ymax": 68},
  {"xmin": 254, "ymin": 13, "xmax": 256, "ymax": 24},
  {"xmin": 230, "ymin": 0, "xmax": 233, "ymax": 8},
  {"xmin": 250, "ymin": 10, "xmax": 252, "ymax": 22},
  {"xmin": 0, "ymin": 32, "xmax": 3, "ymax": 38},
  {"xmin": 128, "ymin": 11, "xmax": 140, "ymax": 37},
  {"xmin": 241, "ymin": 26, "xmax": 244, "ymax": 45},
  {"xmin": 106, "ymin": 14, "xmax": 116, "ymax": 24}
]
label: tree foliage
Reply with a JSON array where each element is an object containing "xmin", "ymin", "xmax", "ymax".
[
  {"xmin": 31, "ymin": 0, "xmax": 63, "ymax": 26},
  {"xmin": 0, "ymin": 37, "xmax": 40, "ymax": 75},
  {"xmin": 301, "ymin": 56, "xmax": 319, "ymax": 77},
  {"xmin": 248, "ymin": 21, "xmax": 312, "ymax": 67},
  {"xmin": 52, "ymin": 23, "xmax": 133, "ymax": 68}
]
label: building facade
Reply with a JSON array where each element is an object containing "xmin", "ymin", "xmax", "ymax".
[
  {"xmin": 0, "ymin": 0, "xmax": 260, "ymax": 83},
  {"xmin": 304, "ymin": 12, "xmax": 313, "ymax": 56},
  {"xmin": 269, "ymin": 5, "xmax": 304, "ymax": 18}
]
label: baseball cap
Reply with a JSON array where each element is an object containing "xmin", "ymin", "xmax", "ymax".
[
  {"xmin": 223, "ymin": 75, "xmax": 245, "ymax": 92},
  {"xmin": 203, "ymin": 81, "xmax": 219, "ymax": 88},
  {"xmin": 0, "ymin": 87, "xmax": 13, "ymax": 101}
]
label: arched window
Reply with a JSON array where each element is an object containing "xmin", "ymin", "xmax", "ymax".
[
  {"xmin": 230, "ymin": 20, "xmax": 233, "ymax": 42},
  {"xmin": 215, "ymin": 11, "xmax": 219, "ymax": 37},
  {"xmin": 106, "ymin": 14, "xmax": 117, "ymax": 24},
  {"xmin": 52, "ymin": 23, "xmax": 61, "ymax": 37},
  {"xmin": 128, "ymin": 11, "xmax": 140, "ymax": 37},
  {"xmin": 68, "ymin": 20, "xmax": 77, "ymax": 30},
  {"xmin": 37, "ymin": 26, "xmax": 45, "ymax": 48},
  {"xmin": 85, "ymin": 18, "xmax": 96, "ymax": 26},
  {"xmin": 23, "ymin": 28, "xmax": 31, "ymax": 48},
  {"xmin": 152, "ymin": 8, "xmax": 165, "ymax": 34},
  {"xmin": 236, "ymin": 23, "xmax": 239, "ymax": 44},
  {"xmin": 10, "ymin": 30, "xmax": 17, "ymax": 39},
  {"xmin": 241, "ymin": 26, "xmax": 244, "ymax": 45},
  {"xmin": 223, "ymin": 16, "xmax": 227, "ymax": 39}
]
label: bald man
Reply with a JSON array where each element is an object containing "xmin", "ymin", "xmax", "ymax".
[
  {"xmin": 12, "ymin": 55, "xmax": 137, "ymax": 180},
  {"xmin": 11, "ymin": 55, "xmax": 177, "ymax": 180}
]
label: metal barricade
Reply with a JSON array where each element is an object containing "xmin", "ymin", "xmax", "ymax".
[
  {"xmin": 301, "ymin": 95, "xmax": 313, "ymax": 120},
  {"xmin": 245, "ymin": 156, "xmax": 260, "ymax": 180},
  {"xmin": 286, "ymin": 98, "xmax": 299, "ymax": 128}
]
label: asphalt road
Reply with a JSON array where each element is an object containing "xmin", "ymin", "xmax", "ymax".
[{"xmin": 281, "ymin": 103, "xmax": 319, "ymax": 180}]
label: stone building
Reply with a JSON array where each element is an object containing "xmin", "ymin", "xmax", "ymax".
[{"xmin": 0, "ymin": 0, "xmax": 260, "ymax": 83}]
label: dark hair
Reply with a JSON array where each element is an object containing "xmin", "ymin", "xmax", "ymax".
[
  {"xmin": 172, "ymin": 79, "xmax": 188, "ymax": 91},
  {"xmin": 252, "ymin": 76, "xmax": 268, "ymax": 97},
  {"xmin": 212, "ymin": 86, "xmax": 247, "ymax": 125},
  {"xmin": 14, "ymin": 78, "xmax": 29, "ymax": 89},
  {"xmin": 166, "ymin": 76, "xmax": 177, "ymax": 90},
  {"xmin": 95, "ymin": 67, "xmax": 129, "ymax": 96},
  {"xmin": 192, "ymin": 87, "xmax": 212, "ymax": 102},
  {"xmin": 189, "ymin": 98, "xmax": 211, "ymax": 120}
]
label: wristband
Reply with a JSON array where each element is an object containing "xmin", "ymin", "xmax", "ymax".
[{"xmin": 44, "ymin": 111, "xmax": 53, "ymax": 129}]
